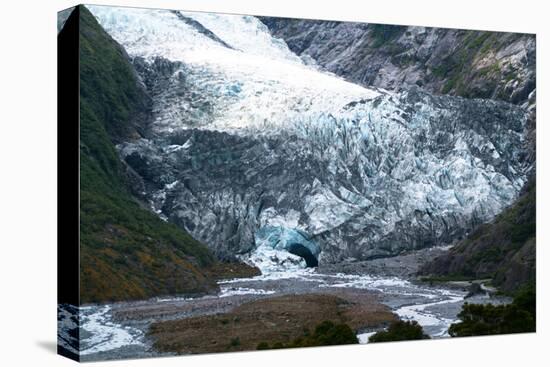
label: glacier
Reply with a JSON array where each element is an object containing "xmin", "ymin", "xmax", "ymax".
[{"xmin": 88, "ymin": 5, "xmax": 532, "ymax": 265}]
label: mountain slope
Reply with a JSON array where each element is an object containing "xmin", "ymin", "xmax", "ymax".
[
  {"xmin": 78, "ymin": 5, "xmax": 218, "ymax": 303},
  {"xmin": 260, "ymin": 19, "xmax": 535, "ymax": 108},
  {"xmin": 419, "ymin": 179, "xmax": 535, "ymax": 292}
]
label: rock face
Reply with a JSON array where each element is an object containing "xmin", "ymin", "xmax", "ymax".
[
  {"xmin": 88, "ymin": 6, "xmax": 533, "ymax": 266},
  {"xmin": 260, "ymin": 19, "xmax": 536, "ymax": 109}
]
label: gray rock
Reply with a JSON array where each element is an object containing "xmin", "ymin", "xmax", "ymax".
[{"xmin": 260, "ymin": 18, "xmax": 536, "ymax": 110}]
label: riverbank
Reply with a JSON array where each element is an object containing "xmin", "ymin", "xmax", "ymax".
[
  {"xmin": 60, "ymin": 247, "xmax": 514, "ymax": 362},
  {"xmin": 149, "ymin": 292, "xmax": 395, "ymax": 354}
]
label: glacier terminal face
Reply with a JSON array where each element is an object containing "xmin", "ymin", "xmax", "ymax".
[{"xmin": 89, "ymin": 6, "xmax": 532, "ymax": 264}]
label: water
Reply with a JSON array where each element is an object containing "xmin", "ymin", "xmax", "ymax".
[{"xmin": 59, "ymin": 263, "xmax": 486, "ymax": 360}]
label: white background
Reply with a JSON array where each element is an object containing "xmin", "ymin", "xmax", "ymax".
[{"xmin": 0, "ymin": 0, "xmax": 547, "ymax": 365}]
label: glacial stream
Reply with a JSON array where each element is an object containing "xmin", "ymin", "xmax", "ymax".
[{"xmin": 58, "ymin": 247, "xmax": 507, "ymax": 361}]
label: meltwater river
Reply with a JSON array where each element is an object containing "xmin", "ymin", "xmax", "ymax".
[{"xmin": 58, "ymin": 255, "xmax": 510, "ymax": 362}]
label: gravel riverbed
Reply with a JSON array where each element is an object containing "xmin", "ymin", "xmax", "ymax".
[{"xmin": 58, "ymin": 248, "xmax": 511, "ymax": 361}]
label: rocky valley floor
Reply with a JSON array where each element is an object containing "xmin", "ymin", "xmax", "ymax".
[{"xmin": 58, "ymin": 248, "xmax": 511, "ymax": 361}]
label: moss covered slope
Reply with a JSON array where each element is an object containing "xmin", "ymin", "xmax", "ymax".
[{"xmin": 78, "ymin": 5, "xmax": 218, "ymax": 303}]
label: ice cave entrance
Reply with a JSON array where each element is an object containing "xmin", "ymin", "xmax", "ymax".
[
  {"xmin": 255, "ymin": 226, "xmax": 321, "ymax": 268},
  {"xmin": 287, "ymin": 243, "xmax": 319, "ymax": 267}
]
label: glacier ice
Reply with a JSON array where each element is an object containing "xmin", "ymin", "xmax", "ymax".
[
  {"xmin": 254, "ymin": 226, "xmax": 320, "ymax": 267},
  {"xmin": 89, "ymin": 6, "xmax": 532, "ymax": 265}
]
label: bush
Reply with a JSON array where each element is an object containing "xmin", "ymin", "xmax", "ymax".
[
  {"xmin": 368, "ymin": 320, "xmax": 430, "ymax": 343},
  {"xmin": 304, "ymin": 321, "xmax": 359, "ymax": 346},
  {"xmin": 449, "ymin": 286, "xmax": 536, "ymax": 337},
  {"xmin": 256, "ymin": 320, "xmax": 358, "ymax": 350},
  {"xmin": 513, "ymin": 284, "xmax": 536, "ymax": 320},
  {"xmin": 449, "ymin": 303, "xmax": 534, "ymax": 336},
  {"xmin": 229, "ymin": 337, "xmax": 241, "ymax": 347},
  {"xmin": 256, "ymin": 342, "xmax": 270, "ymax": 350}
]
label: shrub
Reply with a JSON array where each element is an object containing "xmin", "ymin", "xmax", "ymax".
[
  {"xmin": 449, "ymin": 303, "xmax": 534, "ymax": 336},
  {"xmin": 256, "ymin": 342, "xmax": 270, "ymax": 350},
  {"xmin": 368, "ymin": 320, "xmax": 430, "ymax": 343},
  {"xmin": 256, "ymin": 320, "xmax": 358, "ymax": 350},
  {"xmin": 449, "ymin": 286, "xmax": 536, "ymax": 337},
  {"xmin": 513, "ymin": 284, "xmax": 536, "ymax": 319},
  {"xmin": 303, "ymin": 321, "xmax": 359, "ymax": 346}
]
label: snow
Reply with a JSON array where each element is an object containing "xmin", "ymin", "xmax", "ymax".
[
  {"xmin": 178, "ymin": 11, "xmax": 302, "ymax": 63},
  {"xmin": 88, "ymin": 5, "xmax": 380, "ymax": 136},
  {"xmin": 318, "ymin": 273, "xmax": 411, "ymax": 289},
  {"xmin": 304, "ymin": 182, "xmax": 365, "ymax": 234},
  {"xmin": 258, "ymin": 208, "xmax": 302, "ymax": 229},
  {"xmin": 164, "ymin": 139, "xmax": 191, "ymax": 153},
  {"xmin": 165, "ymin": 180, "xmax": 179, "ymax": 190}
]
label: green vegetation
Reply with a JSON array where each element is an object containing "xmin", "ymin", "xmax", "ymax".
[
  {"xmin": 368, "ymin": 320, "xmax": 430, "ymax": 343},
  {"xmin": 512, "ymin": 283, "xmax": 536, "ymax": 318},
  {"xmin": 369, "ymin": 24, "xmax": 405, "ymax": 48},
  {"xmin": 429, "ymin": 30, "xmax": 504, "ymax": 99},
  {"xmin": 78, "ymin": 6, "xmax": 217, "ymax": 303},
  {"xmin": 420, "ymin": 180, "xmax": 535, "ymax": 293},
  {"xmin": 256, "ymin": 342, "xmax": 270, "ymax": 350},
  {"xmin": 449, "ymin": 284, "xmax": 536, "ymax": 336},
  {"xmin": 464, "ymin": 31, "xmax": 492, "ymax": 51},
  {"xmin": 256, "ymin": 321, "xmax": 358, "ymax": 350},
  {"xmin": 229, "ymin": 337, "xmax": 241, "ymax": 347}
]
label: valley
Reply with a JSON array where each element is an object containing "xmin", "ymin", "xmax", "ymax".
[{"xmin": 57, "ymin": 5, "xmax": 535, "ymax": 361}]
